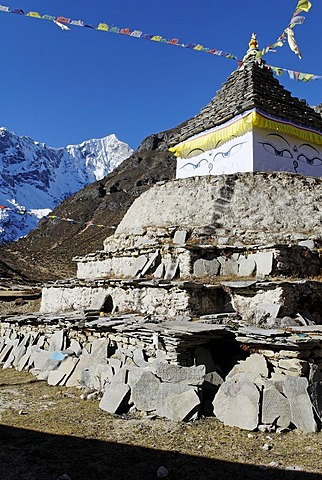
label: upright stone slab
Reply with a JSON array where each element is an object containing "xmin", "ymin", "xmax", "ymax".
[
  {"xmin": 237, "ymin": 257, "xmax": 256, "ymax": 277},
  {"xmin": 261, "ymin": 381, "xmax": 291, "ymax": 428},
  {"xmin": 173, "ymin": 230, "xmax": 187, "ymax": 244},
  {"xmin": 227, "ymin": 353, "xmax": 268, "ymax": 379},
  {"xmin": 193, "ymin": 258, "xmax": 220, "ymax": 277},
  {"xmin": 99, "ymin": 384, "xmax": 130, "ymax": 414},
  {"xmin": 49, "ymin": 330, "xmax": 65, "ymax": 352},
  {"xmin": 165, "ymin": 388, "xmax": 200, "ymax": 421},
  {"xmin": 283, "ymin": 376, "xmax": 317, "ymax": 433},
  {"xmin": 130, "ymin": 255, "xmax": 148, "ymax": 277},
  {"xmin": 164, "ymin": 261, "xmax": 179, "ymax": 280},
  {"xmin": 131, "ymin": 371, "xmax": 161, "ymax": 412},
  {"xmin": 47, "ymin": 357, "xmax": 79, "ymax": 386},
  {"xmin": 254, "ymin": 252, "xmax": 273, "ymax": 277},
  {"xmin": 213, "ymin": 373, "xmax": 260, "ymax": 430}
]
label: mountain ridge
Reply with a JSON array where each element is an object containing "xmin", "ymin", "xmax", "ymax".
[{"xmin": 0, "ymin": 128, "xmax": 133, "ymax": 243}]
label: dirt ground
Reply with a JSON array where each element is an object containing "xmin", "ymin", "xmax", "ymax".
[{"xmin": 0, "ymin": 369, "xmax": 322, "ymax": 480}]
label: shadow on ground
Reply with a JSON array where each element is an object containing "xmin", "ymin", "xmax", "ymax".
[{"xmin": 0, "ymin": 424, "xmax": 320, "ymax": 480}]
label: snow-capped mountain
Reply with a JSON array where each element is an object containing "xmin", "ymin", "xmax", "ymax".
[{"xmin": 0, "ymin": 128, "xmax": 133, "ymax": 243}]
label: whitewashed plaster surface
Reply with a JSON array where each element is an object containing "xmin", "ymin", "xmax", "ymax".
[{"xmin": 175, "ymin": 128, "xmax": 322, "ymax": 179}]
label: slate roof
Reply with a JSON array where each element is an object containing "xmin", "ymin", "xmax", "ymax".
[{"xmin": 169, "ymin": 55, "xmax": 322, "ymax": 146}]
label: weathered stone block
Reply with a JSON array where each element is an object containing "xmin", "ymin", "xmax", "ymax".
[
  {"xmin": 99, "ymin": 384, "xmax": 130, "ymax": 414},
  {"xmin": 283, "ymin": 376, "xmax": 317, "ymax": 433},
  {"xmin": 213, "ymin": 373, "xmax": 260, "ymax": 430},
  {"xmin": 155, "ymin": 362, "xmax": 205, "ymax": 385},
  {"xmin": 131, "ymin": 371, "xmax": 161, "ymax": 411}
]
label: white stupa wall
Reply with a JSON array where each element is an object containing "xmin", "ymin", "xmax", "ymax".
[
  {"xmin": 176, "ymin": 127, "xmax": 322, "ymax": 179},
  {"xmin": 176, "ymin": 132, "xmax": 253, "ymax": 178}
]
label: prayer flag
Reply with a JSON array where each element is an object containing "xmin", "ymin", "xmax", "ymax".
[
  {"xmin": 57, "ymin": 16, "xmax": 70, "ymax": 24},
  {"xmin": 26, "ymin": 12, "xmax": 41, "ymax": 18},
  {"xmin": 97, "ymin": 22, "xmax": 108, "ymax": 31}
]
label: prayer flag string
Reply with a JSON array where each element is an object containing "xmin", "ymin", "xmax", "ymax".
[
  {"xmin": 261, "ymin": 0, "xmax": 312, "ymax": 59},
  {"xmin": 0, "ymin": 3, "xmax": 321, "ymax": 83},
  {"xmin": 0, "ymin": 204, "xmax": 117, "ymax": 229},
  {"xmin": 0, "ymin": 5, "xmax": 238, "ymax": 61}
]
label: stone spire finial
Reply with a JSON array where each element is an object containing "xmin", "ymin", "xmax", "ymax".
[
  {"xmin": 242, "ymin": 32, "xmax": 262, "ymax": 64},
  {"xmin": 248, "ymin": 33, "xmax": 258, "ymax": 52}
]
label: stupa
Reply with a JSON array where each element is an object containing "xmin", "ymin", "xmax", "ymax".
[
  {"xmin": 2, "ymin": 35, "xmax": 322, "ymax": 431},
  {"xmin": 170, "ymin": 34, "xmax": 322, "ymax": 179},
  {"xmin": 40, "ymin": 35, "xmax": 322, "ymax": 320}
]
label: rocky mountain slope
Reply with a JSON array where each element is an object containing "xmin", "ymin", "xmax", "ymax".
[{"xmin": 0, "ymin": 128, "xmax": 133, "ymax": 243}]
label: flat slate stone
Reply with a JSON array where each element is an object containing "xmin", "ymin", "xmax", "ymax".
[
  {"xmin": 153, "ymin": 263, "xmax": 165, "ymax": 279},
  {"xmin": 164, "ymin": 261, "xmax": 179, "ymax": 280},
  {"xmin": 141, "ymin": 250, "xmax": 160, "ymax": 276},
  {"xmin": 131, "ymin": 371, "xmax": 161, "ymax": 412},
  {"xmin": 130, "ymin": 255, "xmax": 148, "ymax": 277},
  {"xmin": 49, "ymin": 330, "xmax": 65, "ymax": 352},
  {"xmin": 47, "ymin": 357, "xmax": 79, "ymax": 386},
  {"xmin": 193, "ymin": 258, "xmax": 220, "ymax": 277},
  {"xmin": 254, "ymin": 252, "xmax": 273, "ymax": 277},
  {"xmin": 17, "ymin": 346, "xmax": 33, "ymax": 371},
  {"xmin": 99, "ymin": 383, "xmax": 130, "ymax": 414},
  {"xmin": 262, "ymin": 381, "xmax": 291, "ymax": 428},
  {"xmin": 283, "ymin": 376, "xmax": 317, "ymax": 433},
  {"xmin": 155, "ymin": 363, "xmax": 205, "ymax": 385},
  {"xmin": 173, "ymin": 230, "xmax": 187, "ymax": 244},
  {"xmin": 213, "ymin": 374, "xmax": 260, "ymax": 430},
  {"xmin": 238, "ymin": 257, "xmax": 256, "ymax": 277},
  {"xmin": 65, "ymin": 354, "xmax": 90, "ymax": 388},
  {"xmin": 227, "ymin": 353, "xmax": 268, "ymax": 379},
  {"xmin": 165, "ymin": 388, "xmax": 200, "ymax": 421},
  {"xmin": 156, "ymin": 381, "xmax": 192, "ymax": 418}
]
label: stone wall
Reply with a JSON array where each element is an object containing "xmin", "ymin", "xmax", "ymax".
[
  {"xmin": 1, "ymin": 312, "xmax": 322, "ymax": 431},
  {"xmin": 106, "ymin": 173, "xmax": 322, "ymax": 245}
]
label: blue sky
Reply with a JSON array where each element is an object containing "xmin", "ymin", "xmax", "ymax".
[{"xmin": 1, "ymin": 0, "xmax": 322, "ymax": 150}]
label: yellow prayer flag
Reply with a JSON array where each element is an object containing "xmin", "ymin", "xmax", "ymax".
[
  {"xmin": 194, "ymin": 44, "xmax": 204, "ymax": 51},
  {"xmin": 295, "ymin": 0, "xmax": 312, "ymax": 13},
  {"xmin": 151, "ymin": 35, "xmax": 162, "ymax": 42},
  {"xmin": 27, "ymin": 12, "xmax": 41, "ymax": 18},
  {"xmin": 97, "ymin": 23, "xmax": 109, "ymax": 31}
]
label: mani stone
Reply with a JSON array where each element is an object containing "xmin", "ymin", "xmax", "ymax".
[
  {"xmin": 47, "ymin": 357, "xmax": 79, "ymax": 386},
  {"xmin": 155, "ymin": 362, "xmax": 205, "ymax": 386},
  {"xmin": 261, "ymin": 381, "xmax": 291, "ymax": 428},
  {"xmin": 173, "ymin": 230, "xmax": 187, "ymax": 244},
  {"xmin": 238, "ymin": 257, "xmax": 256, "ymax": 277},
  {"xmin": 193, "ymin": 258, "xmax": 220, "ymax": 277},
  {"xmin": 156, "ymin": 381, "xmax": 192, "ymax": 418},
  {"xmin": 283, "ymin": 376, "xmax": 317, "ymax": 433},
  {"xmin": 99, "ymin": 383, "xmax": 130, "ymax": 414},
  {"xmin": 165, "ymin": 388, "xmax": 200, "ymax": 422},
  {"xmin": 213, "ymin": 373, "xmax": 260, "ymax": 430},
  {"xmin": 254, "ymin": 252, "xmax": 273, "ymax": 277},
  {"xmin": 49, "ymin": 330, "xmax": 65, "ymax": 352},
  {"xmin": 131, "ymin": 371, "xmax": 161, "ymax": 412},
  {"xmin": 227, "ymin": 353, "xmax": 268, "ymax": 379},
  {"xmin": 130, "ymin": 255, "xmax": 148, "ymax": 277},
  {"xmin": 164, "ymin": 261, "xmax": 179, "ymax": 280}
]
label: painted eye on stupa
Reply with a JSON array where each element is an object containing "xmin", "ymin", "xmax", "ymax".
[
  {"xmin": 180, "ymin": 158, "xmax": 208, "ymax": 171},
  {"xmin": 260, "ymin": 142, "xmax": 293, "ymax": 158},
  {"xmin": 186, "ymin": 148, "xmax": 205, "ymax": 159},
  {"xmin": 213, "ymin": 142, "xmax": 245, "ymax": 160},
  {"xmin": 297, "ymin": 154, "xmax": 322, "ymax": 166}
]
